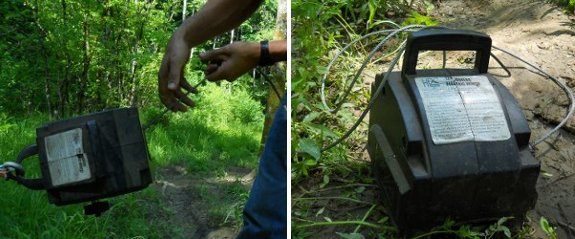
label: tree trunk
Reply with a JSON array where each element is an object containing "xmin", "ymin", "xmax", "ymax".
[
  {"xmin": 117, "ymin": 20, "xmax": 127, "ymax": 104},
  {"xmin": 129, "ymin": 2, "xmax": 150, "ymax": 106},
  {"xmin": 58, "ymin": 0, "xmax": 70, "ymax": 117},
  {"xmin": 259, "ymin": 0, "xmax": 287, "ymax": 151},
  {"xmin": 77, "ymin": 11, "xmax": 91, "ymax": 113},
  {"xmin": 182, "ymin": 0, "xmax": 187, "ymax": 22},
  {"xmin": 34, "ymin": 0, "xmax": 53, "ymax": 118}
]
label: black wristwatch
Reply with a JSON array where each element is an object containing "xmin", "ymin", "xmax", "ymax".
[{"xmin": 258, "ymin": 40, "xmax": 274, "ymax": 66}]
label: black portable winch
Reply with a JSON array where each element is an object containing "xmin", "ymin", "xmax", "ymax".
[
  {"xmin": 367, "ymin": 29, "xmax": 540, "ymax": 232},
  {"xmin": 3, "ymin": 108, "xmax": 152, "ymax": 216}
]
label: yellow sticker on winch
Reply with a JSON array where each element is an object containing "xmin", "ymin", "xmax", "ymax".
[{"xmin": 415, "ymin": 75, "xmax": 511, "ymax": 144}]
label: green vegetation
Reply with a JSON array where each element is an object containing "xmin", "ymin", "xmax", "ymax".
[
  {"xmin": 0, "ymin": 0, "xmax": 276, "ymax": 116},
  {"xmin": 547, "ymin": 0, "xmax": 575, "ymax": 13},
  {"xmin": 291, "ymin": 0, "xmax": 432, "ymax": 187},
  {"xmin": 291, "ymin": 1, "xmax": 431, "ymax": 237},
  {"xmin": 540, "ymin": 217, "xmax": 558, "ymax": 239},
  {"xmin": 1, "ymin": 0, "xmax": 277, "ymax": 238},
  {"xmin": 146, "ymin": 84, "xmax": 264, "ymax": 173}
]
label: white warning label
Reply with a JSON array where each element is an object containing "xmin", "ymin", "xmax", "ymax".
[
  {"xmin": 415, "ymin": 75, "xmax": 511, "ymax": 144},
  {"xmin": 44, "ymin": 128, "xmax": 91, "ymax": 186}
]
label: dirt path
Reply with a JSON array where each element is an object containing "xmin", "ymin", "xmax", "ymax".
[
  {"xmin": 428, "ymin": 0, "xmax": 575, "ymax": 237},
  {"xmin": 151, "ymin": 165, "xmax": 255, "ymax": 239}
]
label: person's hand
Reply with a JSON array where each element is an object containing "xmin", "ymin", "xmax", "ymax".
[
  {"xmin": 158, "ymin": 36, "xmax": 198, "ymax": 112},
  {"xmin": 199, "ymin": 41, "xmax": 260, "ymax": 82}
]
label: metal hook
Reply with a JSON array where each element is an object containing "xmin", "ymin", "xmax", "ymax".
[
  {"xmin": 0, "ymin": 166, "xmax": 7, "ymax": 179},
  {"xmin": 1, "ymin": 161, "xmax": 25, "ymax": 177}
]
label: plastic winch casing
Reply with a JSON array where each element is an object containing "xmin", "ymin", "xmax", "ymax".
[
  {"xmin": 367, "ymin": 29, "xmax": 539, "ymax": 232},
  {"xmin": 17, "ymin": 108, "xmax": 153, "ymax": 206}
]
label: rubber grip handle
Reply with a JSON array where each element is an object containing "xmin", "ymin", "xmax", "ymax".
[
  {"xmin": 17, "ymin": 144, "xmax": 39, "ymax": 164},
  {"xmin": 12, "ymin": 144, "xmax": 46, "ymax": 190},
  {"xmin": 401, "ymin": 28, "xmax": 492, "ymax": 75}
]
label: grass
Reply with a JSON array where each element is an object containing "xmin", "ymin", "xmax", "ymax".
[
  {"xmin": 145, "ymin": 83, "xmax": 263, "ymax": 173},
  {"xmin": 145, "ymin": 82, "xmax": 264, "ymax": 229},
  {"xmin": 0, "ymin": 82, "xmax": 264, "ymax": 238}
]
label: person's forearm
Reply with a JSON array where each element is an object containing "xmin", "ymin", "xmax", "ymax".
[
  {"xmin": 268, "ymin": 40, "xmax": 287, "ymax": 63},
  {"xmin": 173, "ymin": 0, "xmax": 263, "ymax": 48}
]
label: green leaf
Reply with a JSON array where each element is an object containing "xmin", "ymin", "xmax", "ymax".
[
  {"xmin": 540, "ymin": 217, "xmax": 556, "ymax": 238},
  {"xmin": 315, "ymin": 207, "xmax": 325, "ymax": 216},
  {"xmin": 298, "ymin": 138, "xmax": 321, "ymax": 160},
  {"xmin": 540, "ymin": 217, "xmax": 550, "ymax": 231},
  {"xmin": 502, "ymin": 227, "xmax": 511, "ymax": 238},
  {"xmin": 355, "ymin": 186, "xmax": 366, "ymax": 194},
  {"xmin": 367, "ymin": 0, "xmax": 376, "ymax": 29},
  {"xmin": 377, "ymin": 216, "xmax": 389, "ymax": 224},
  {"xmin": 542, "ymin": 171, "xmax": 553, "ymax": 178},
  {"xmin": 458, "ymin": 225, "xmax": 481, "ymax": 239},
  {"xmin": 320, "ymin": 174, "xmax": 330, "ymax": 188},
  {"xmin": 302, "ymin": 112, "xmax": 320, "ymax": 123},
  {"xmin": 303, "ymin": 122, "xmax": 338, "ymax": 139},
  {"xmin": 303, "ymin": 159, "xmax": 317, "ymax": 166},
  {"xmin": 402, "ymin": 11, "xmax": 438, "ymax": 26},
  {"xmin": 336, "ymin": 232, "xmax": 365, "ymax": 239},
  {"xmin": 441, "ymin": 219, "xmax": 456, "ymax": 229},
  {"xmin": 497, "ymin": 217, "xmax": 510, "ymax": 226},
  {"xmin": 423, "ymin": 0, "xmax": 436, "ymax": 14}
]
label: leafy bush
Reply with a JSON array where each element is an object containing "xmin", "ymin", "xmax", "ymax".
[
  {"xmin": 0, "ymin": 0, "xmax": 274, "ymax": 117},
  {"xmin": 0, "ymin": 113, "xmax": 15, "ymax": 135},
  {"xmin": 195, "ymin": 80, "xmax": 264, "ymax": 125},
  {"xmin": 403, "ymin": 11, "xmax": 438, "ymax": 26},
  {"xmin": 291, "ymin": 0, "xmax": 418, "ymax": 176},
  {"xmin": 547, "ymin": 0, "xmax": 575, "ymax": 13},
  {"xmin": 231, "ymin": 90, "xmax": 265, "ymax": 124}
]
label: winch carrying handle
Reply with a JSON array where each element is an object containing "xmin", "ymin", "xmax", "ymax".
[
  {"xmin": 401, "ymin": 28, "xmax": 492, "ymax": 75},
  {"xmin": 6, "ymin": 144, "xmax": 46, "ymax": 190}
]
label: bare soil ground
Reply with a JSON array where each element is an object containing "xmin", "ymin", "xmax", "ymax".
[
  {"xmin": 434, "ymin": 0, "xmax": 575, "ymax": 237},
  {"xmin": 151, "ymin": 165, "xmax": 255, "ymax": 239},
  {"xmin": 294, "ymin": 0, "xmax": 575, "ymax": 238}
]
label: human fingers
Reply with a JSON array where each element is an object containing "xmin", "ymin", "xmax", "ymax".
[
  {"xmin": 159, "ymin": 68, "xmax": 189, "ymax": 112},
  {"xmin": 166, "ymin": 42, "xmax": 191, "ymax": 90},
  {"xmin": 158, "ymin": 54, "xmax": 170, "ymax": 84},
  {"xmin": 159, "ymin": 57, "xmax": 177, "ymax": 110},
  {"xmin": 179, "ymin": 77, "xmax": 197, "ymax": 94},
  {"xmin": 167, "ymin": 60, "xmax": 185, "ymax": 90},
  {"xmin": 205, "ymin": 60, "xmax": 237, "ymax": 82},
  {"xmin": 174, "ymin": 89, "xmax": 195, "ymax": 109},
  {"xmin": 159, "ymin": 90, "xmax": 187, "ymax": 112},
  {"xmin": 199, "ymin": 47, "xmax": 229, "ymax": 62},
  {"xmin": 205, "ymin": 64, "xmax": 219, "ymax": 75}
]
